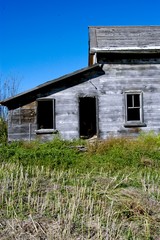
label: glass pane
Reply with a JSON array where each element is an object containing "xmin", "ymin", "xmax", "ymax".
[
  {"xmin": 127, "ymin": 95, "xmax": 133, "ymax": 107},
  {"xmin": 127, "ymin": 108, "xmax": 140, "ymax": 121},
  {"xmin": 134, "ymin": 94, "xmax": 140, "ymax": 107}
]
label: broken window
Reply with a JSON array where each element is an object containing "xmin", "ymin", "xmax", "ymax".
[
  {"xmin": 124, "ymin": 91, "xmax": 146, "ymax": 127},
  {"xmin": 37, "ymin": 99, "xmax": 55, "ymax": 129}
]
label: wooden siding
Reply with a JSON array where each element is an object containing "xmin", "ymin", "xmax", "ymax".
[
  {"xmin": 45, "ymin": 61, "xmax": 160, "ymax": 139},
  {"xmin": 7, "ymin": 59, "xmax": 160, "ymax": 141},
  {"xmin": 8, "ymin": 102, "xmax": 37, "ymax": 141},
  {"xmin": 89, "ymin": 26, "xmax": 160, "ymax": 53},
  {"xmin": 1, "ymin": 65, "xmax": 103, "ymax": 110},
  {"xmin": 6, "ymin": 25, "xmax": 160, "ymax": 141}
]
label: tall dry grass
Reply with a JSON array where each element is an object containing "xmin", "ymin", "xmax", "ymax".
[{"xmin": 1, "ymin": 161, "xmax": 160, "ymax": 239}]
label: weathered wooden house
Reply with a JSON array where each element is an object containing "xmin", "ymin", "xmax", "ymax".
[{"xmin": 1, "ymin": 26, "xmax": 160, "ymax": 141}]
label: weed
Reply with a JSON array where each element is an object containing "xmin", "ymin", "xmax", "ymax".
[
  {"xmin": 0, "ymin": 134, "xmax": 160, "ymax": 238},
  {"xmin": 0, "ymin": 117, "xmax": 7, "ymax": 143}
]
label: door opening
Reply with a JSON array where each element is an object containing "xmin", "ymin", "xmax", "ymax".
[{"xmin": 79, "ymin": 97, "xmax": 97, "ymax": 138}]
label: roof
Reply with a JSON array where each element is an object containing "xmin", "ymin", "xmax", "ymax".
[
  {"xmin": 89, "ymin": 26, "xmax": 160, "ymax": 53},
  {"xmin": 0, "ymin": 64, "xmax": 104, "ymax": 109}
]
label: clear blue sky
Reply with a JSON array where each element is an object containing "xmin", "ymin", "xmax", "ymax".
[{"xmin": 1, "ymin": 0, "xmax": 160, "ymax": 93}]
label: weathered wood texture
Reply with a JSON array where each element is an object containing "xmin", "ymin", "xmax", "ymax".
[
  {"xmin": 8, "ymin": 60, "xmax": 160, "ymax": 140},
  {"xmin": 8, "ymin": 102, "xmax": 37, "ymax": 141},
  {"xmin": 98, "ymin": 63, "xmax": 160, "ymax": 138},
  {"xmin": 89, "ymin": 26, "xmax": 160, "ymax": 52},
  {"xmin": 6, "ymin": 26, "xmax": 160, "ymax": 141},
  {"xmin": 53, "ymin": 64, "xmax": 160, "ymax": 138},
  {"xmin": 52, "ymin": 61, "xmax": 160, "ymax": 139},
  {"xmin": 2, "ymin": 65, "xmax": 103, "ymax": 110}
]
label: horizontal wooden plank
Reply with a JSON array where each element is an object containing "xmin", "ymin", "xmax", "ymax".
[
  {"xmin": 89, "ymin": 27, "xmax": 160, "ymax": 51},
  {"xmin": 7, "ymin": 53, "xmax": 160, "ymax": 141}
]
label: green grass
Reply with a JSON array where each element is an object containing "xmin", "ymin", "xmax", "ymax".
[
  {"xmin": 1, "ymin": 132, "xmax": 160, "ymax": 172},
  {"xmin": 0, "ymin": 133, "xmax": 160, "ymax": 239},
  {"xmin": 0, "ymin": 118, "xmax": 7, "ymax": 143}
]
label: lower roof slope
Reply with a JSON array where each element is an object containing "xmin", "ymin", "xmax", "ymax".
[{"xmin": 0, "ymin": 64, "xmax": 104, "ymax": 109}]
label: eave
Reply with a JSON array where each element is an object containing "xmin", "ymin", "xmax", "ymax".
[
  {"xmin": 0, "ymin": 64, "xmax": 104, "ymax": 110},
  {"xmin": 90, "ymin": 46, "xmax": 160, "ymax": 54}
]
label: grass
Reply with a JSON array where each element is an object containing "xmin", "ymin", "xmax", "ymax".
[{"xmin": 0, "ymin": 133, "xmax": 160, "ymax": 239}]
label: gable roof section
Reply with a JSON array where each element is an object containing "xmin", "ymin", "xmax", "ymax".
[
  {"xmin": 89, "ymin": 26, "xmax": 160, "ymax": 53},
  {"xmin": 0, "ymin": 64, "xmax": 104, "ymax": 110}
]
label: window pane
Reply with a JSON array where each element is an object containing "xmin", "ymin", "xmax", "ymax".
[
  {"xmin": 127, "ymin": 108, "xmax": 140, "ymax": 121},
  {"xmin": 134, "ymin": 94, "xmax": 140, "ymax": 107},
  {"xmin": 127, "ymin": 95, "xmax": 133, "ymax": 107}
]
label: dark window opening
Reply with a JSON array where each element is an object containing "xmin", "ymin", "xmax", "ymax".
[
  {"xmin": 127, "ymin": 108, "xmax": 140, "ymax": 121},
  {"xmin": 126, "ymin": 94, "xmax": 141, "ymax": 121},
  {"xmin": 79, "ymin": 97, "xmax": 97, "ymax": 138},
  {"xmin": 37, "ymin": 100, "xmax": 54, "ymax": 129}
]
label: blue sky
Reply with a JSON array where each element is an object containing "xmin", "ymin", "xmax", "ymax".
[{"xmin": 1, "ymin": 0, "xmax": 160, "ymax": 93}]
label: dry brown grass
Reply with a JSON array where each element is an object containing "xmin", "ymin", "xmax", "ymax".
[{"xmin": 1, "ymin": 162, "xmax": 160, "ymax": 239}]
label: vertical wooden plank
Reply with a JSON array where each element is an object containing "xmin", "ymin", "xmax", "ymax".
[
  {"xmin": 96, "ymin": 96, "xmax": 99, "ymax": 137},
  {"xmin": 53, "ymin": 98, "xmax": 56, "ymax": 129}
]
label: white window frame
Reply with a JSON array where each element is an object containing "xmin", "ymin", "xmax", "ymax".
[{"xmin": 124, "ymin": 91, "xmax": 146, "ymax": 127}]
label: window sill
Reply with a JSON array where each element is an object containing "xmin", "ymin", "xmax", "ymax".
[
  {"xmin": 124, "ymin": 122, "xmax": 147, "ymax": 128},
  {"xmin": 35, "ymin": 129, "xmax": 58, "ymax": 134}
]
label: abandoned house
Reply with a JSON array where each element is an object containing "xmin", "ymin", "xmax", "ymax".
[{"xmin": 1, "ymin": 26, "xmax": 160, "ymax": 141}]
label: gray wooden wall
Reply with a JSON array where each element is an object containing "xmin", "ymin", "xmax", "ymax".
[
  {"xmin": 89, "ymin": 26, "xmax": 160, "ymax": 52},
  {"xmin": 8, "ymin": 60, "xmax": 160, "ymax": 141}
]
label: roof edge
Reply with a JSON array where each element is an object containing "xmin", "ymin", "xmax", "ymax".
[
  {"xmin": 0, "ymin": 64, "xmax": 101, "ymax": 106},
  {"xmin": 90, "ymin": 46, "xmax": 160, "ymax": 54},
  {"xmin": 88, "ymin": 25, "xmax": 160, "ymax": 28}
]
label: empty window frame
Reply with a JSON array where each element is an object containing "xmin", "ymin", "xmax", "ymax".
[
  {"xmin": 37, "ymin": 99, "xmax": 55, "ymax": 129},
  {"xmin": 124, "ymin": 91, "xmax": 145, "ymax": 126}
]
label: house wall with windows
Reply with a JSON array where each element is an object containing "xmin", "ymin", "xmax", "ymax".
[
  {"xmin": 99, "ymin": 62, "xmax": 160, "ymax": 138},
  {"xmin": 7, "ymin": 59, "xmax": 160, "ymax": 141},
  {"xmin": 2, "ymin": 26, "xmax": 160, "ymax": 141}
]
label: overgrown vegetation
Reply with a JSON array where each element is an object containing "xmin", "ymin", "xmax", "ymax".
[
  {"xmin": 0, "ymin": 118, "xmax": 7, "ymax": 143},
  {"xmin": 1, "ymin": 133, "xmax": 160, "ymax": 239}
]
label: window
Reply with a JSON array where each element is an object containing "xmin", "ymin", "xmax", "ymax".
[
  {"xmin": 37, "ymin": 99, "xmax": 55, "ymax": 130},
  {"xmin": 124, "ymin": 91, "xmax": 146, "ymax": 127}
]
